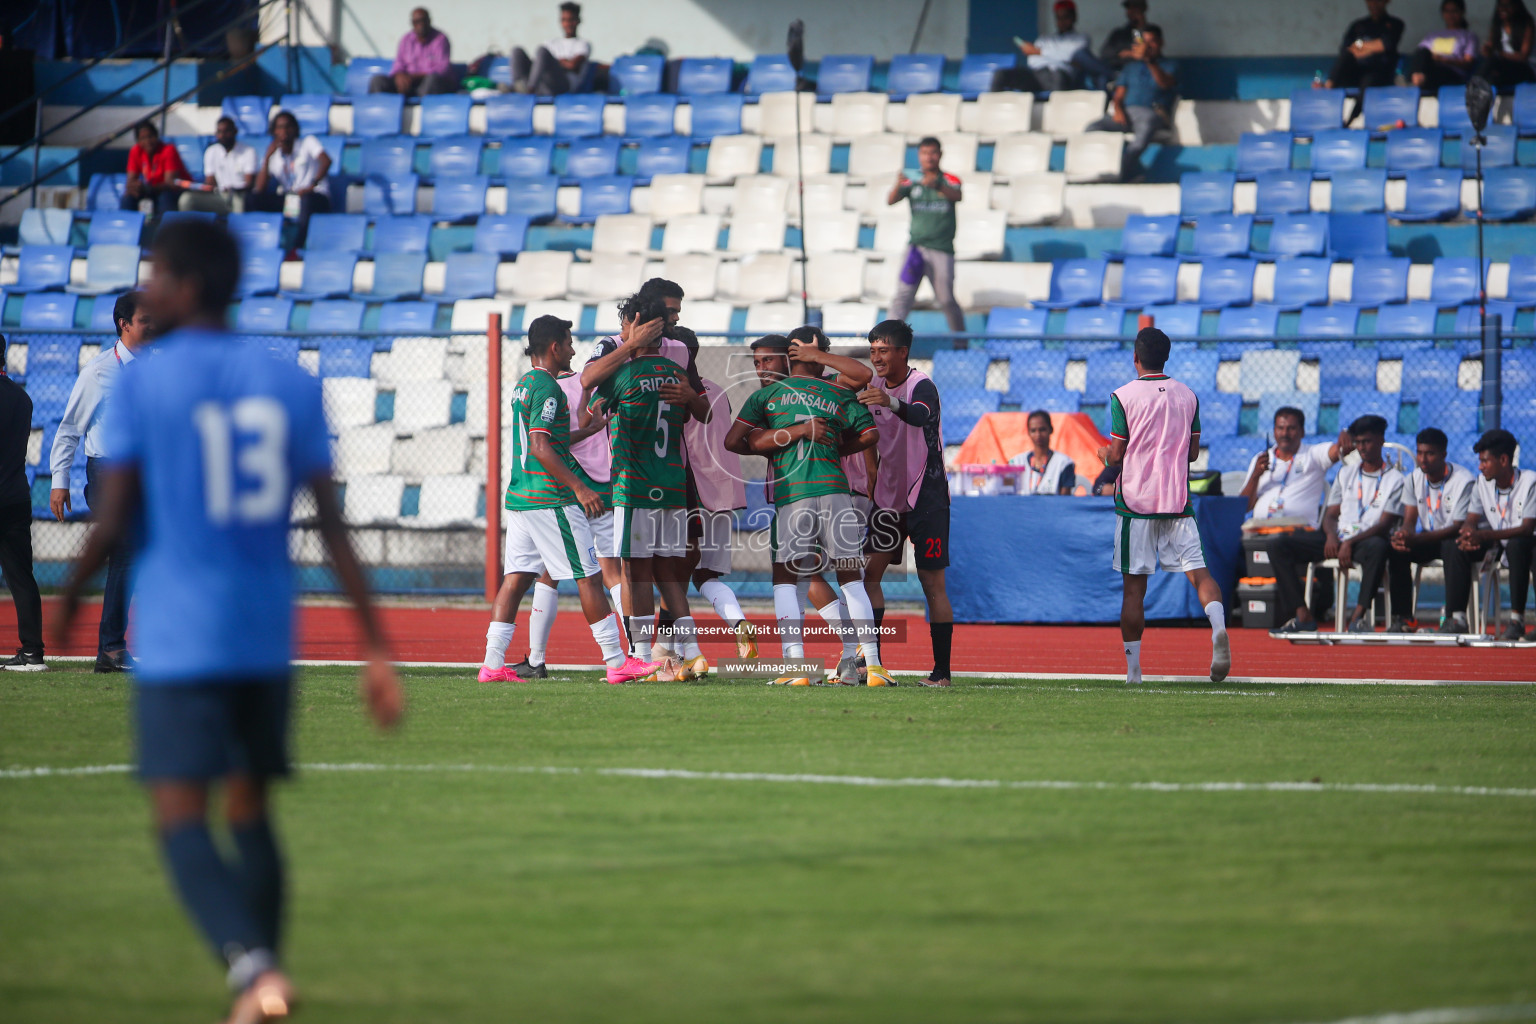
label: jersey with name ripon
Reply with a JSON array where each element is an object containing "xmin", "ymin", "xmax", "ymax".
[
  {"xmin": 594, "ymin": 354, "xmax": 691, "ymax": 509},
  {"xmin": 505, "ymin": 367, "xmax": 578, "ymax": 510},
  {"xmin": 737, "ymin": 376, "xmax": 876, "ymax": 506}
]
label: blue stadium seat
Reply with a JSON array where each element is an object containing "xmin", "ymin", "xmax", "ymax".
[
  {"xmin": 1254, "ymin": 171, "xmax": 1314, "ymax": 217},
  {"xmin": 248, "ymin": 334, "xmax": 301, "ymax": 364},
  {"xmin": 1395, "ymin": 168, "xmax": 1464, "ymax": 222},
  {"xmin": 278, "ymin": 94, "xmax": 332, "ymax": 137},
  {"xmin": 1205, "ymin": 434, "xmax": 1266, "ymax": 469},
  {"xmin": 1462, "ymin": 125, "xmax": 1517, "ymax": 171},
  {"xmin": 28, "ymin": 372, "xmax": 76, "ymax": 423},
  {"xmin": 19, "ymin": 293, "xmax": 78, "ymax": 329},
  {"xmin": 1363, "ymin": 86, "xmax": 1420, "ymax": 130},
  {"xmin": 419, "ymin": 94, "xmax": 471, "ymax": 138},
  {"xmin": 1317, "ymin": 346, "xmax": 1377, "ymax": 399},
  {"xmin": 362, "ymin": 174, "xmax": 420, "ymax": 217},
  {"xmin": 1437, "ymin": 85, "xmax": 1473, "ymax": 136},
  {"xmin": 677, "ymin": 57, "xmax": 733, "ymax": 96},
  {"xmin": 1080, "ymin": 350, "xmax": 1129, "ymax": 398},
  {"xmin": 624, "ymin": 94, "xmax": 678, "ymax": 139},
  {"xmin": 282, "ymin": 251, "xmax": 359, "ymax": 301},
  {"xmin": 1400, "ymin": 349, "xmax": 1462, "ymax": 401},
  {"xmin": 886, "ymin": 53, "xmax": 944, "ymax": 98},
  {"xmin": 1062, "ymin": 306, "xmax": 1124, "ymax": 338},
  {"xmin": 957, "ymin": 54, "xmax": 1016, "ymax": 99},
  {"xmin": 226, "ymin": 212, "xmax": 283, "ymax": 253},
  {"xmin": 157, "ymin": 211, "xmax": 215, "ymax": 235},
  {"xmin": 1375, "ymin": 300, "xmax": 1439, "ymax": 341},
  {"xmin": 1007, "ymin": 386, "xmax": 1081, "ymax": 413},
  {"xmin": 1384, "ymin": 128, "xmax": 1442, "ymax": 175},
  {"xmin": 8, "ymin": 245, "xmax": 74, "ymax": 293},
  {"xmin": 985, "ymin": 340, "xmax": 1042, "ymax": 361},
  {"xmin": 1165, "ymin": 348, "xmax": 1217, "ymax": 389},
  {"xmin": 1200, "ymin": 395, "xmax": 1244, "ymax": 439},
  {"xmin": 355, "ymin": 252, "xmax": 427, "ymax": 302},
  {"xmin": 429, "ymin": 135, "xmax": 485, "ymax": 178},
  {"xmin": 344, "ymin": 57, "xmax": 392, "ymax": 96},
  {"xmin": 167, "ymin": 136, "xmax": 206, "ymax": 182},
  {"xmin": 65, "ymin": 244, "xmax": 139, "ymax": 296},
  {"xmin": 1184, "ymin": 213, "xmax": 1254, "ymax": 260},
  {"xmin": 1328, "ymin": 168, "xmax": 1388, "ymax": 213},
  {"xmin": 235, "ymin": 296, "xmax": 294, "ymax": 332},
  {"xmin": 88, "ymin": 294, "xmax": 123, "ymax": 332},
  {"xmin": 360, "ymin": 136, "xmax": 416, "ymax": 178},
  {"xmin": 1327, "ymin": 212, "xmax": 1390, "ymax": 259},
  {"xmin": 1196, "ymin": 258, "xmax": 1256, "ymax": 309},
  {"xmin": 1417, "ymin": 387, "xmax": 1479, "ymax": 434},
  {"xmin": 484, "ymin": 94, "xmax": 536, "ymax": 137},
  {"xmin": 817, "ymin": 54, "xmax": 874, "ymax": 97},
  {"xmin": 27, "ymin": 335, "xmax": 83, "ymax": 376},
  {"xmin": 502, "ymin": 174, "xmax": 560, "ymax": 221},
  {"xmin": 1290, "ymin": 87, "xmax": 1345, "ymax": 135},
  {"xmin": 1235, "ymin": 132, "xmax": 1292, "ymax": 179},
  {"xmin": 1482, "ymin": 167, "xmax": 1536, "ymax": 221},
  {"xmin": 1004, "ymin": 350, "xmax": 1068, "ymax": 397},
  {"xmin": 432, "ymin": 175, "xmax": 489, "ymax": 222},
  {"xmin": 688, "ymin": 94, "xmax": 744, "ymax": 141},
  {"xmin": 930, "ymin": 349, "xmax": 991, "ymax": 391},
  {"xmin": 1346, "ymin": 257, "xmax": 1410, "ymax": 307},
  {"xmin": 1297, "ymin": 305, "xmax": 1360, "ymax": 336},
  {"xmin": 1218, "ymin": 305, "xmax": 1279, "ymax": 338},
  {"xmin": 985, "ymin": 307, "xmax": 1046, "ymax": 337},
  {"xmin": 472, "ymin": 215, "xmax": 531, "ymax": 257},
  {"xmin": 1106, "ymin": 256, "xmax": 1178, "ymax": 308},
  {"xmin": 306, "ymin": 213, "xmax": 368, "ymax": 253},
  {"xmin": 221, "ymin": 95, "xmax": 273, "ymax": 136},
  {"xmin": 575, "ymin": 175, "xmax": 635, "ymax": 220},
  {"xmin": 1336, "ymin": 388, "xmax": 1401, "ymax": 431},
  {"xmin": 83, "ymin": 210, "xmax": 144, "ymax": 250},
  {"xmin": 1454, "ymin": 301, "xmax": 1519, "ymax": 340},
  {"xmin": 1144, "ymin": 303, "xmax": 1203, "ymax": 338},
  {"xmin": 85, "ymin": 173, "xmax": 127, "ymax": 211},
  {"xmin": 12, "ymin": 208, "xmax": 73, "ymax": 252},
  {"xmin": 1257, "ymin": 212, "xmax": 1328, "ymax": 258},
  {"xmin": 1257, "ymin": 391, "xmax": 1320, "ymax": 434},
  {"xmin": 1064, "ymin": 339, "xmax": 1123, "ymax": 359},
  {"xmin": 236, "ymin": 247, "xmax": 283, "ymax": 298},
  {"xmin": 499, "ymin": 137, "xmax": 555, "ymax": 178},
  {"xmin": 306, "ymin": 299, "xmax": 366, "ymax": 332},
  {"xmin": 1515, "ymin": 82, "xmax": 1536, "ymax": 135},
  {"xmin": 1103, "ymin": 214, "xmax": 1180, "ymax": 259},
  {"xmin": 610, "ymin": 54, "xmax": 665, "ymax": 95},
  {"xmin": 1431, "ymin": 257, "xmax": 1486, "ymax": 307},
  {"xmin": 746, "ymin": 55, "xmax": 797, "ymax": 95},
  {"xmin": 1037, "ymin": 258, "xmax": 1106, "ymax": 309},
  {"xmin": 565, "ymin": 136, "xmax": 621, "ymax": 179},
  {"xmin": 437, "ymin": 251, "xmax": 499, "ymax": 300},
  {"xmin": 371, "ymin": 214, "xmax": 432, "ymax": 254},
  {"xmin": 378, "ymin": 301, "xmax": 439, "ymax": 334},
  {"xmin": 351, "ymin": 94, "xmax": 404, "ymax": 138},
  {"xmin": 1504, "ymin": 350, "xmax": 1536, "ymax": 394},
  {"xmin": 318, "ymin": 337, "xmax": 375, "ymax": 377},
  {"xmin": 1180, "ymin": 172, "xmax": 1235, "ymax": 219},
  {"xmin": 1309, "ymin": 129, "xmax": 1368, "ymax": 178},
  {"xmin": 636, "ymin": 135, "xmax": 692, "ymax": 179},
  {"xmin": 1506, "ymin": 254, "xmax": 1536, "ymax": 305},
  {"xmin": 553, "ymin": 94, "xmax": 606, "ymax": 139}
]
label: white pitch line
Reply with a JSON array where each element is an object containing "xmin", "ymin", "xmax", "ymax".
[
  {"xmin": 4, "ymin": 762, "xmax": 1535, "ymax": 798},
  {"xmin": 1284, "ymin": 1003, "xmax": 1536, "ymax": 1024}
]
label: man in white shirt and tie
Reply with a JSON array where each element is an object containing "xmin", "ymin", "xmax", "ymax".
[
  {"xmin": 49, "ymin": 291, "xmax": 152, "ymax": 672},
  {"xmin": 1389, "ymin": 427, "xmax": 1478, "ymax": 633}
]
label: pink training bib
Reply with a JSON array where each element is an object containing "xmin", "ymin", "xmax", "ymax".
[
  {"xmin": 685, "ymin": 379, "xmax": 747, "ymax": 512},
  {"xmin": 869, "ymin": 368, "xmax": 941, "ymax": 512},
  {"xmin": 1111, "ymin": 374, "xmax": 1198, "ymax": 516}
]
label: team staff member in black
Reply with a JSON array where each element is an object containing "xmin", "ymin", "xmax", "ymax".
[{"xmin": 0, "ymin": 333, "xmax": 45, "ymax": 670}]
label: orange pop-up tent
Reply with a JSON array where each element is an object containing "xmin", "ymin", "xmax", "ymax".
[{"xmin": 955, "ymin": 412, "xmax": 1110, "ymax": 488}]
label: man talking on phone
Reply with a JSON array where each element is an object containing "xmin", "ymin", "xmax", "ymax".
[{"xmin": 886, "ymin": 137, "xmax": 964, "ymax": 333}]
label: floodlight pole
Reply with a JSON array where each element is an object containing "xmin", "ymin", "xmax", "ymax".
[{"xmin": 794, "ymin": 81, "xmax": 810, "ymax": 324}]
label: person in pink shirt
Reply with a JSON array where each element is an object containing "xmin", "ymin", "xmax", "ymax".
[
  {"xmin": 370, "ymin": 7, "xmax": 457, "ymax": 96},
  {"xmin": 1097, "ymin": 327, "xmax": 1230, "ymax": 685}
]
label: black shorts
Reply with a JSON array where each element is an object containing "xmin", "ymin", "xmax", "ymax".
[
  {"xmin": 865, "ymin": 506, "xmax": 950, "ymax": 570},
  {"xmin": 135, "ymin": 678, "xmax": 292, "ymax": 782}
]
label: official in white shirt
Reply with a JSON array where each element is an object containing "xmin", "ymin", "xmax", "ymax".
[
  {"xmin": 510, "ymin": 2, "xmax": 593, "ymax": 96},
  {"xmin": 1388, "ymin": 428, "xmax": 1478, "ymax": 632},
  {"xmin": 247, "ymin": 110, "xmax": 332, "ymax": 249},
  {"xmin": 177, "ymin": 117, "xmax": 257, "ymax": 215},
  {"xmin": 1008, "ymin": 409, "xmax": 1076, "ymax": 494},
  {"xmin": 1452, "ymin": 428, "xmax": 1536, "ymax": 641},
  {"xmin": 49, "ymin": 292, "xmax": 152, "ymax": 672}
]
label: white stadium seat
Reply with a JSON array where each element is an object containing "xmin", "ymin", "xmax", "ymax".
[
  {"xmin": 953, "ymin": 208, "xmax": 1008, "ymax": 261},
  {"xmin": 661, "ymin": 252, "xmax": 723, "ymax": 300},
  {"xmin": 377, "ymin": 337, "xmax": 449, "ymax": 383},
  {"xmin": 415, "ymin": 473, "xmax": 481, "ymax": 525},
  {"xmin": 518, "ymin": 300, "xmax": 584, "ymax": 334},
  {"xmin": 730, "ymin": 174, "xmax": 790, "ymax": 217},
  {"xmin": 720, "ymin": 251, "xmax": 792, "ymax": 303},
  {"xmin": 1004, "ymin": 172, "xmax": 1067, "ymax": 225},
  {"xmin": 954, "ymin": 170, "xmax": 995, "ymax": 212},
  {"xmin": 389, "ymin": 380, "xmax": 455, "ymax": 433},
  {"xmin": 952, "ymin": 261, "xmax": 1052, "ymax": 308},
  {"xmin": 704, "ymin": 135, "xmax": 764, "ymax": 184},
  {"xmin": 744, "ymin": 301, "xmax": 803, "ymax": 335},
  {"xmin": 820, "ymin": 302, "xmax": 883, "ymax": 336},
  {"xmin": 680, "ymin": 299, "xmax": 735, "ymax": 342},
  {"xmin": 769, "ymin": 133, "xmax": 833, "ymax": 177},
  {"xmin": 800, "ymin": 251, "xmax": 868, "ymax": 304},
  {"xmin": 568, "ymin": 253, "xmax": 645, "ymax": 303},
  {"xmin": 322, "ymin": 378, "xmax": 379, "ymax": 430},
  {"xmin": 896, "ymin": 93, "xmax": 962, "ymax": 138},
  {"xmin": 393, "ymin": 427, "xmax": 471, "ymax": 479},
  {"xmin": 504, "ymin": 250, "xmax": 573, "ymax": 300},
  {"xmin": 590, "ymin": 213, "xmax": 653, "ymax": 255},
  {"xmin": 641, "ymin": 173, "xmax": 705, "ymax": 220},
  {"xmin": 937, "ymin": 131, "xmax": 980, "ymax": 175},
  {"xmin": 750, "ymin": 92, "xmax": 817, "ymax": 137},
  {"xmin": 449, "ymin": 299, "xmax": 511, "ymax": 333},
  {"xmin": 447, "ymin": 335, "xmax": 488, "ymax": 387},
  {"xmin": 871, "ymin": 211, "xmax": 913, "ymax": 254},
  {"xmin": 1042, "ymin": 90, "xmax": 1108, "ymax": 139},
  {"xmin": 846, "ymin": 133, "xmax": 907, "ymax": 183},
  {"xmin": 791, "ymin": 174, "xmax": 850, "ymax": 220},
  {"xmin": 1065, "ymin": 132, "xmax": 1126, "ymax": 184},
  {"xmin": 960, "ymin": 92, "xmax": 1035, "ymax": 138},
  {"xmin": 344, "ymin": 474, "xmax": 406, "ymax": 525},
  {"xmin": 991, "ymin": 133, "xmax": 1053, "ymax": 179},
  {"xmin": 334, "ymin": 424, "xmax": 395, "ymax": 478},
  {"xmin": 725, "ymin": 212, "xmax": 787, "ymax": 253},
  {"xmin": 802, "ymin": 209, "xmax": 861, "ymax": 253},
  {"xmin": 830, "ymin": 92, "xmax": 890, "ymax": 139},
  {"xmin": 661, "ymin": 213, "xmax": 723, "ymax": 254}
]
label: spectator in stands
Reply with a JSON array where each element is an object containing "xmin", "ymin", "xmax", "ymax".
[
  {"xmin": 1410, "ymin": 0, "xmax": 1479, "ymax": 94},
  {"xmin": 178, "ymin": 116, "xmax": 256, "ymax": 215},
  {"xmin": 248, "ymin": 110, "xmax": 332, "ymax": 251},
  {"xmin": 1388, "ymin": 427, "xmax": 1479, "ymax": 632},
  {"xmin": 1319, "ymin": 0, "xmax": 1405, "ymax": 127},
  {"xmin": 121, "ymin": 120, "xmax": 188, "ymax": 216},
  {"xmin": 992, "ymin": 1, "xmax": 1108, "ymax": 93},
  {"xmin": 1453, "ymin": 428, "xmax": 1536, "ymax": 641},
  {"xmin": 887, "ymin": 138, "xmax": 965, "ymax": 333},
  {"xmin": 1086, "ymin": 25, "xmax": 1177, "ymax": 183},
  {"xmin": 1009, "ymin": 410, "xmax": 1076, "ymax": 494},
  {"xmin": 370, "ymin": 7, "xmax": 457, "ymax": 96},
  {"xmin": 0, "ymin": 332, "xmax": 44, "ymax": 672},
  {"xmin": 511, "ymin": 2, "xmax": 592, "ymax": 96},
  {"xmin": 1476, "ymin": 0, "xmax": 1536, "ymax": 89},
  {"xmin": 1099, "ymin": 0, "xmax": 1160, "ymax": 77}
]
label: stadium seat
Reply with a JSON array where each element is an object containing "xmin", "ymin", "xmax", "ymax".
[
  {"xmin": 830, "ymin": 92, "xmax": 889, "ymax": 139},
  {"xmin": 1257, "ymin": 390, "xmax": 1319, "ymax": 432},
  {"xmin": 498, "ymin": 137, "xmax": 555, "ymax": 179},
  {"xmin": 236, "ymin": 247, "xmax": 283, "ymax": 298},
  {"xmin": 306, "ymin": 213, "xmax": 368, "ymax": 254},
  {"xmin": 362, "ymin": 174, "xmax": 420, "ymax": 217},
  {"xmin": 1384, "ymin": 128, "xmax": 1443, "ymax": 175},
  {"xmin": 1254, "ymin": 170, "xmax": 1315, "ymax": 217},
  {"xmin": 803, "ymin": 209, "xmax": 860, "ymax": 253},
  {"xmin": 82, "ymin": 210, "xmax": 143, "ymax": 251},
  {"xmin": 226, "ymin": 212, "xmax": 283, "ymax": 253},
  {"xmin": 306, "ymin": 299, "xmax": 366, "ymax": 333},
  {"xmin": 1196, "ymin": 258, "xmax": 1256, "ymax": 309},
  {"xmin": 676, "ymin": 57, "xmax": 732, "ymax": 96},
  {"xmin": 553, "ymin": 94, "xmax": 605, "ymax": 139},
  {"xmin": 618, "ymin": 95, "xmax": 674, "ymax": 141},
  {"xmin": 1400, "ymin": 349, "xmax": 1462, "ymax": 401},
  {"xmin": 222, "ymin": 95, "xmax": 272, "ymax": 136},
  {"xmin": 646, "ymin": 173, "xmax": 705, "ymax": 220},
  {"xmin": 1431, "ymin": 257, "xmax": 1486, "ymax": 308},
  {"xmin": 1144, "ymin": 303, "xmax": 1203, "ymax": 338},
  {"xmin": 630, "ymin": 135, "xmax": 689, "ymax": 180},
  {"xmin": 885, "ymin": 53, "xmax": 944, "ymax": 99},
  {"xmin": 500, "ymin": 174, "xmax": 559, "ymax": 221},
  {"xmin": 962, "ymin": 91, "xmax": 1034, "ymax": 138},
  {"xmin": 953, "ymin": 208, "xmax": 1007, "ymax": 260},
  {"xmin": 705, "ymin": 134, "xmax": 765, "ymax": 183},
  {"xmin": 86, "ymin": 294, "xmax": 122, "ymax": 332},
  {"xmin": 1104, "ymin": 214, "xmax": 1180, "ymax": 260},
  {"xmin": 1365, "ymin": 85, "xmax": 1421, "ymax": 130},
  {"xmin": 1003, "ymin": 172, "xmax": 1066, "ymax": 226},
  {"xmin": 11, "ymin": 208, "xmax": 73, "ymax": 253},
  {"xmin": 1506, "ymin": 254, "xmax": 1536, "ymax": 305},
  {"xmin": 661, "ymin": 213, "xmax": 722, "ymax": 254},
  {"xmin": 1205, "ymin": 433, "xmax": 1266, "ymax": 470},
  {"xmin": 318, "ymin": 337, "xmax": 375, "ymax": 377},
  {"xmin": 1062, "ymin": 306, "xmax": 1124, "ymax": 338},
  {"xmin": 344, "ymin": 57, "xmax": 391, "ymax": 96},
  {"xmin": 944, "ymin": 388, "xmax": 1001, "ymax": 440},
  {"xmin": 19, "ymin": 293, "xmax": 78, "ymax": 330},
  {"xmin": 1042, "ymin": 90, "xmax": 1107, "ymax": 139},
  {"xmin": 1265, "ymin": 256, "xmax": 1333, "ymax": 310},
  {"xmin": 1165, "ymin": 348, "xmax": 1218, "ymax": 390},
  {"xmin": 65, "ymin": 244, "xmax": 139, "ymax": 296},
  {"xmin": 846, "ymin": 133, "xmax": 906, "ymax": 183},
  {"xmin": 83, "ymin": 175, "xmax": 131, "ymax": 216},
  {"xmin": 1038, "ymin": 258, "xmax": 1107, "ymax": 309},
  {"xmin": 817, "ymin": 54, "xmax": 874, "ymax": 97},
  {"xmin": 1417, "ymin": 387, "xmax": 1479, "ymax": 434},
  {"xmin": 1236, "ymin": 132, "xmax": 1293, "ymax": 179},
  {"xmin": 1515, "ymin": 82, "xmax": 1536, "ymax": 135},
  {"xmin": 1297, "ymin": 305, "xmax": 1360, "ymax": 336},
  {"xmin": 1437, "ymin": 85, "xmax": 1473, "ymax": 136},
  {"xmin": 1454, "ymin": 301, "xmax": 1519, "ymax": 340},
  {"xmin": 1329, "ymin": 168, "xmax": 1388, "ymax": 213},
  {"xmin": 1309, "ymin": 129, "xmax": 1368, "ymax": 178},
  {"xmin": 351, "ymin": 94, "xmax": 404, "ymax": 138},
  {"xmin": 725, "ymin": 211, "xmax": 787, "ymax": 253},
  {"xmin": 957, "ymin": 53, "xmax": 1015, "ymax": 99},
  {"xmin": 609, "ymin": 53, "xmax": 664, "ymax": 96},
  {"xmin": 1064, "ymin": 132, "xmax": 1126, "ymax": 184},
  {"xmin": 1481, "ymin": 167, "xmax": 1536, "ymax": 221},
  {"xmin": 377, "ymin": 301, "xmax": 439, "ymax": 334},
  {"xmin": 165, "ymin": 136, "xmax": 206, "ymax": 183},
  {"xmin": 1217, "ymin": 305, "xmax": 1279, "ymax": 338},
  {"xmin": 1081, "ymin": 350, "xmax": 1130, "ymax": 399},
  {"xmin": 435, "ymin": 251, "xmax": 499, "ymax": 300},
  {"xmin": 991, "ymin": 133, "xmax": 1053, "ymax": 180},
  {"xmin": 1064, "ymin": 338, "xmax": 1123, "ymax": 359},
  {"xmin": 1257, "ymin": 212, "xmax": 1328, "ymax": 258},
  {"xmin": 985, "ymin": 307, "xmax": 1047, "ymax": 337},
  {"xmin": 354, "ymin": 252, "xmax": 427, "ymax": 302},
  {"xmin": 1345, "ymin": 256, "xmax": 1410, "ymax": 308},
  {"xmin": 418, "ymin": 94, "xmax": 471, "ymax": 138},
  {"xmin": 574, "ymin": 175, "xmax": 635, "ymax": 220},
  {"xmin": 431, "ymin": 175, "xmax": 489, "ymax": 223},
  {"xmin": 1007, "ymin": 386, "xmax": 1081, "ymax": 413},
  {"xmin": 931, "ymin": 349, "xmax": 991, "ymax": 391},
  {"xmin": 1106, "ymin": 256, "xmax": 1178, "ymax": 309},
  {"xmin": 368, "ymin": 215, "xmax": 430, "ymax": 255},
  {"xmin": 1004, "ymin": 350, "xmax": 1067, "ymax": 396},
  {"xmin": 360, "ymin": 137, "xmax": 415, "ymax": 179},
  {"xmin": 484, "ymin": 94, "xmax": 536, "ymax": 137},
  {"xmin": 1201, "ymin": 393, "xmax": 1243, "ymax": 438},
  {"xmin": 1290, "ymin": 87, "xmax": 1345, "ymax": 135},
  {"xmin": 1184, "ymin": 213, "xmax": 1254, "ymax": 261},
  {"xmin": 1395, "ymin": 169, "xmax": 1464, "ymax": 222},
  {"xmin": 283, "ymin": 251, "xmax": 358, "ymax": 301},
  {"xmin": 1317, "ymin": 345, "xmax": 1377, "ymax": 400},
  {"xmin": 901, "ymin": 94, "xmax": 962, "ymax": 138},
  {"xmin": 8, "ymin": 245, "xmax": 74, "ymax": 294},
  {"xmin": 589, "ymin": 212, "xmax": 652, "ymax": 255},
  {"xmin": 428, "ymin": 136, "xmax": 484, "ymax": 179},
  {"xmin": 506, "ymin": 250, "xmax": 574, "ymax": 301},
  {"xmin": 564, "ymin": 136, "xmax": 621, "ymax": 180},
  {"xmin": 686, "ymin": 94, "xmax": 743, "ymax": 142},
  {"xmin": 278, "ymin": 93, "xmax": 331, "ymax": 136},
  {"xmin": 235, "ymin": 296, "xmax": 294, "ymax": 332},
  {"xmin": 341, "ymin": 473, "xmax": 404, "ymax": 522},
  {"xmin": 1375, "ymin": 300, "xmax": 1438, "ymax": 341},
  {"xmin": 1180, "ymin": 172, "xmax": 1235, "ymax": 219},
  {"xmin": 768, "ymin": 133, "xmax": 832, "ymax": 177},
  {"xmin": 746, "ymin": 54, "xmax": 796, "ymax": 94},
  {"xmin": 1464, "ymin": 125, "xmax": 1517, "ymax": 171},
  {"xmin": 1327, "ymin": 212, "xmax": 1390, "ymax": 259}
]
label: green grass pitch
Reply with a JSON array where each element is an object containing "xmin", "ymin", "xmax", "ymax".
[{"xmin": 2, "ymin": 667, "xmax": 1534, "ymax": 1023}]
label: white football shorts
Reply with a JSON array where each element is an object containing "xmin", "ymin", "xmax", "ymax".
[
  {"xmin": 1112, "ymin": 514, "xmax": 1206, "ymax": 576},
  {"xmin": 694, "ymin": 509, "xmax": 734, "ymax": 575},
  {"xmin": 505, "ymin": 505, "xmax": 601, "ymax": 581},
  {"xmin": 613, "ymin": 506, "xmax": 689, "ymax": 559},
  {"xmin": 587, "ymin": 507, "xmax": 614, "ymax": 561}
]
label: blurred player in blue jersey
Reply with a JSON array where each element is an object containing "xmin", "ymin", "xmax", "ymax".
[{"xmin": 55, "ymin": 219, "xmax": 402, "ymax": 1024}]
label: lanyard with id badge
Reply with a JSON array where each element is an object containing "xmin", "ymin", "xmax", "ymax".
[{"xmin": 278, "ymin": 150, "xmax": 303, "ymax": 218}]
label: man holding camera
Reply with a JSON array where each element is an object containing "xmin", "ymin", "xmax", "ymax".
[
  {"xmin": 1087, "ymin": 25, "xmax": 1178, "ymax": 183},
  {"xmin": 887, "ymin": 137, "xmax": 965, "ymax": 334}
]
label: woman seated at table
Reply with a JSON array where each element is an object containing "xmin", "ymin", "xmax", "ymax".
[{"xmin": 1008, "ymin": 409, "xmax": 1076, "ymax": 495}]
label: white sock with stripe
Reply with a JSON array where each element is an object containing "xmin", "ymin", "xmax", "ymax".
[
  {"xmin": 838, "ymin": 581, "xmax": 881, "ymax": 667},
  {"xmin": 773, "ymin": 584, "xmax": 804, "ymax": 658},
  {"xmin": 700, "ymin": 578, "xmax": 744, "ymax": 625},
  {"xmin": 632, "ymin": 613, "xmax": 655, "ymax": 662},
  {"xmin": 484, "ymin": 621, "xmax": 515, "ymax": 670},
  {"xmin": 589, "ymin": 613, "xmax": 626, "ymax": 668},
  {"xmin": 817, "ymin": 600, "xmax": 858, "ymax": 657},
  {"xmin": 675, "ymin": 616, "xmax": 701, "ymax": 660},
  {"xmin": 528, "ymin": 582, "xmax": 558, "ymax": 666}
]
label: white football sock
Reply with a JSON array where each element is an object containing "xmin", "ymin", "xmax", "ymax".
[
  {"xmin": 675, "ymin": 616, "xmax": 702, "ymax": 660},
  {"xmin": 817, "ymin": 600, "xmax": 858, "ymax": 657},
  {"xmin": 839, "ymin": 581, "xmax": 881, "ymax": 667},
  {"xmin": 1204, "ymin": 600, "xmax": 1227, "ymax": 637},
  {"xmin": 1124, "ymin": 639, "xmax": 1142, "ymax": 685},
  {"xmin": 632, "ymin": 613, "xmax": 655, "ymax": 662},
  {"xmin": 589, "ymin": 613, "xmax": 626, "ymax": 668},
  {"xmin": 773, "ymin": 583, "xmax": 804, "ymax": 658},
  {"xmin": 528, "ymin": 582, "xmax": 558, "ymax": 666},
  {"xmin": 699, "ymin": 578, "xmax": 744, "ymax": 625},
  {"xmin": 484, "ymin": 621, "xmax": 516, "ymax": 670},
  {"xmin": 609, "ymin": 583, "xmax": 624, "ymax": 617}
]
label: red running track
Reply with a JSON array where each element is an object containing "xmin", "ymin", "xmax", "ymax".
[{"xmin": 26, "ymin": 600, "xmax": 1534, "ymax": 683}]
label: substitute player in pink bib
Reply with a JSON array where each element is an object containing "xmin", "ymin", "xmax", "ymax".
[{"xmin": 1099, "ymin": 328, "xmax": 1230, "ymax": 685}]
